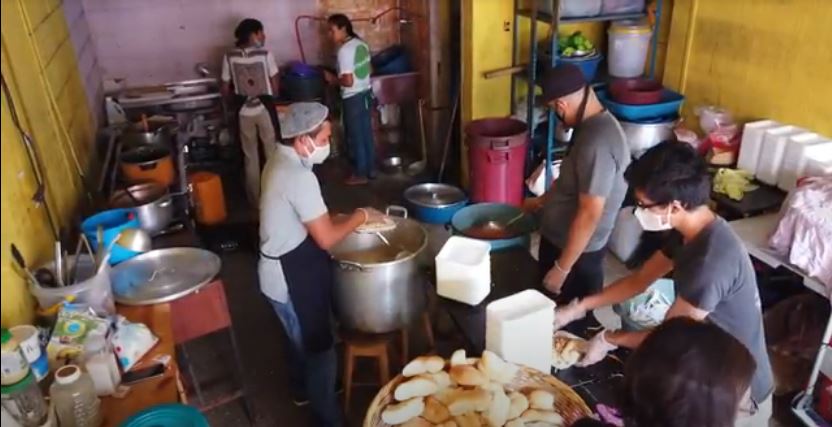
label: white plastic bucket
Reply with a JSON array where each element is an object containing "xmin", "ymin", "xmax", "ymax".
[
  {"xmin": 436, "ymin": 236, "xmax": 491, "ymax": 306},
  {"xmin": 607, "ymin": 20, "xmax": 652, "ymax": 78},
  {"xmin": 31, "ymin": 255, "xmax": 115, "ymax": 316}
]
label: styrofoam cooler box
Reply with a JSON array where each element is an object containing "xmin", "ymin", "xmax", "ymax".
[
  {"xmin": 436, "ymin": 236, "xmax": 492, "ymax": 306},
  {"xmin": 486, "ymin": 290, "xmax": 554, "ymax": 372},
  {"xmin": 757, "ymin": 126, "xmax": 805, "ymax": 185},
  {"xmin": 737, "ymin": 120, "xmax": 779, "ymax": 175},
  {"xmin": 805, "ymin": 157, "xmax": 832, "ymax": 178},
  {"xmin": 777, "ymin": 134, "xmax": 830, "ymax": 190}
]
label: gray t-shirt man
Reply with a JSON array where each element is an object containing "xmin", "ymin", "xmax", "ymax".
[
  {"xmin": 541, "ymin": 110, "xmax": 630, "ymax": 251},
  {"xmin": 663, "ymin": 217, "xmax": 774, "ymax": 404},
  {"xmin": 258, "ymin": 144, "xmax": 328, "ymax": 303}
]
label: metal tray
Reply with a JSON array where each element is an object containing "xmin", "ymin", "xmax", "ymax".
[{"xmin": 110, "ymin": 248, "xmax": 221, "ymax": 305}]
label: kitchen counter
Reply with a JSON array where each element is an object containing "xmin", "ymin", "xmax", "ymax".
[{"xmin": 435, "ymin": 247, "xmax": 625, "ymax": 413}]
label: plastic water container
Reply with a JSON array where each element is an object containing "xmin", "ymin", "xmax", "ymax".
[
  {"xmin": 527, "ymin": 0, "xmax": 601, "ymax": 17},
  {"xmin": 50, "ymin": 365, "xmax": 101, "ymax": 427},
  {"xmin": 436, "ymin": 236, "xmax": 492, "ymax": 306},
  {"xmin": 486, "ymin": 290, "xmax": 554, "ymax": 372},
  {"xmin": 607, "ymin": 20, "xmax": 652, "ymax": 78},
  {"xmin": 777, "ymin": 133, "xmax": 826, "ymax": 190},
  {"xmin": 737, "ymin": 120, "xmax": 780, "ymax": 175},
  {"xmin": 31, "ymin": 255, "xmax": 114, "ymax": 316},
  {"xmin": 756, "ymin": 126, "xmax": 805, "ymax": 185}
]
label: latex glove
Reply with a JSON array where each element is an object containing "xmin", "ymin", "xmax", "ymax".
[
  {"xmin": 578, "ymin": 330, "xmax": 617, "ymax": 367},
  {"xmin": 554, "ymin": 299, "xmax": 587, "ymax": 330},
  {"xmin": 543, "ymin": 262, "xmax": 569, "ymax": 295}
]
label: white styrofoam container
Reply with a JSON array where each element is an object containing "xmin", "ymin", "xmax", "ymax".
[
  {"xmin": 777, "ymin": 134, "xmax": 827, "ymax": 190},
  {"xmin": 737, "ymin": 120, "xmax": 779, "ymax": 175},
  {"xmin": 805, "ymin": 157, "xmax": 832, "ymax": 178},
  {"xmin": 485, "ymin": 290, "xmax": 554, "ymax": 373},
  {"xmin": 436, "ymin": 236, "xmax": 491, "ymax": 306},
  {"xmin": 757, "ymin": 126, "xmax": 805, "ymax": 185}
]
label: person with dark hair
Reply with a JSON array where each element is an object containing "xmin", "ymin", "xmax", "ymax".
[
  {"xmin": 258, "ymin": 102, "xmax": 383, "ymax": 426},
  {"xmin": 527, "ymin": 64, "xmax": 630, "ymax": 305},
  {"xmin": 554, "ymin": 141, "xmax": 774, "ymax": 426},
  {"xmin": 221, "ymin": 18, "xmax": 281, "ymax": 206},
  {"xmin": 326, "ymin": 14, "xmax": 375, "ymax": 185},
  {"xmin": 574, "ymin": 317, "xmax": 758, "ymax": 427}
]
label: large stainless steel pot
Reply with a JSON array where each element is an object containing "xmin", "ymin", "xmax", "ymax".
[
  {"xmin": 330, "ymin": 207, "xmax": 428, "ymax": 333},
  {"xmin": 109, "ymin": 183, "xmax": 174, "ymax": 235},
  {"xmin": 620, "ymin": 118, "xmax": 677, "ymax": 157}
]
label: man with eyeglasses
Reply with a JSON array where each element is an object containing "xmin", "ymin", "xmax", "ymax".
[{"xmin": 554, "ymin": 141, "xmax": 774, "ymax": 427}]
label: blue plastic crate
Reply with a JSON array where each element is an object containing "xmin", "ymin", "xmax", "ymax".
[{"xmin": 597, "ymin": 87, "xmax": 685, "ymax": 121}]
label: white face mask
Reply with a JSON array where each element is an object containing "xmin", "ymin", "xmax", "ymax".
[
  {"xmin": 634, "ymin": 206, "xmax": 673, "ymax": 232},
  {"xmin": 301, "ymin": 136, "xmax": 330, "ymax": 167}
]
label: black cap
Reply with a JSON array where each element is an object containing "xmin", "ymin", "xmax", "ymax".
[{"xmin": 540, "ymin": 63, "xmax": 586, "ymax": 104}]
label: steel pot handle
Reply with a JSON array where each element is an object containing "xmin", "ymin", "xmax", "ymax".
[
  {"xmin": 337, "ymin": 260, "xmax": 365, "ymax": 272},
  {"xmin": 386, "ymin": 205, "xmax": 408, "ymax": 219},
  {"xmin": 157, "ymin": 197, "xmax": 173, "ymax": 208}
]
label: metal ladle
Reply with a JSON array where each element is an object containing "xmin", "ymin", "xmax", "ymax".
[{"xmin": 477, "ymin": 211, "xmax": 526, "ymax": 232}]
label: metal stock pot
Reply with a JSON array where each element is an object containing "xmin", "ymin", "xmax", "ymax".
[
  {"xmin": 330, "ymin": 206, "xmax": 428, "ymax": 333},
  {"xmin": 109, "ymin": 183, "xmax": 174, "ymax": 235}
]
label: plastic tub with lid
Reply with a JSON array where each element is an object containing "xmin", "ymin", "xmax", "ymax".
[
  {"xmin": 466, "ymin": 118, "xmax": 528, "ymax": 207},
  {"xmin": 403, "ymin": 183, "xmax": 468, "ymax": 224},
  {"xmin": 607, "ymin": 19, "xmax": 652, "ymax": 78}
]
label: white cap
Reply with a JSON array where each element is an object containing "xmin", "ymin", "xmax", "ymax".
[
  {"xmin": 280, "ymin": 102, "xmax": 329, "ymax": 138},
  {"xmin": 55, "ymin": 365, "xmax": 81, "ymax": 385}
]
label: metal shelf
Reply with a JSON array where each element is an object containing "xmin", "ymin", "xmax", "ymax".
[{"xmin": 517, "ymin": 9, "xmax": 646, "ymax": 24}]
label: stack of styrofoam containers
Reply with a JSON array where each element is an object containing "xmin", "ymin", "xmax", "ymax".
[
  {"xmin": 486, "ymin": 290, "xmax": 554, "ymax": 372},
  {"xmin": 756, "ymin": 126, "xmax": 807, "ymax": 185},
  {"xmin": 737, "ymin": 120, "xmax": 780, "ymax": 175},
  {"xmin": 805, "ymin": 157, "xmax": 832, "ymax": 178},
  {"xmin": 777, "ymin": 134, "xmax": 832, "ymax": 191},
  {"xmin": 435, "ymin": 236, "xmax": 492, "ymax": 306}
]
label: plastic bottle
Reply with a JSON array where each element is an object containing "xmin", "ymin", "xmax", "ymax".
[
  {"xmin": 83, "ymin": 336, "xmax": 121, "ymax": 396},
  {"xmin": 49, "ymin": 365, "xmax": 101, "ymax": 427},
  {"xmin": 1, "ymin": 329, "xmax": 30, "ymax": 386}
]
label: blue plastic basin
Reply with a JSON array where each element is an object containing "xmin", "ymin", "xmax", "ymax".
[
  {"xmin": 450, "ymin": 203, "xmax": 536, "ymax": 251},
  {"xmin": 81, "ymin": 208, "xmax": 142, "ymax": 265},
  {"xmin": 597, "ymin": 87, "xmax": 685, "ymax": 121}
]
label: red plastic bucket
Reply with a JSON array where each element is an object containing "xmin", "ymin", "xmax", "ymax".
[{"xmin": 466, "ymin": 118, "xmax": 528, "ymax": 207}]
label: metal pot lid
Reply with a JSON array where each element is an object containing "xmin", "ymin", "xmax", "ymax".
[
  {"xmin": 404, "ymin": 183, "xmax": 467, "ymax": 208},
  {"xmin": 110, "ymin": 248, "xmax": 221, "ymax": 305},
  {"xmin": 121, "ymin": 145, "xmax": 171, "ymax": 164}
]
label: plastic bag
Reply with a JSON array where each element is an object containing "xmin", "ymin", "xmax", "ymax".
[{"xmin": 112, "ymin": 315, "xmax": 158, "ymax": 371}]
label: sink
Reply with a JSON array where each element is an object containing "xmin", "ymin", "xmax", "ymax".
[{"xmin": 371, "ymin": 72, "xmax": 420, "ymax": 105}]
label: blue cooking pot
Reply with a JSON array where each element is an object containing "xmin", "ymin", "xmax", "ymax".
[
  {"xmin": 450, "ymin": 203, "xmax": 536, "ymax": 251},
  {"xmin": 404, "ymin": 183, "xmax": 468, "ymax": 224}
]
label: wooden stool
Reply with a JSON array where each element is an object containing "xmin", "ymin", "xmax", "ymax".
[{"xmin": 342, "ymin": 330, "xmax": 403, "ymax": 413}]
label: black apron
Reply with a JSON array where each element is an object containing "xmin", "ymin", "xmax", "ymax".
[{"xmin": 262, "ymin": 236, "xmax": 335, "ymax": 353}]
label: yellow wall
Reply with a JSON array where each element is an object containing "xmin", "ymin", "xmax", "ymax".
[
  {"xmin": 1, "ymin": 0, "xmax": 97, "ymax": 327},
  {"xmin": 664, "ymin": 0, "xmax": 832, "ymax": 135}
]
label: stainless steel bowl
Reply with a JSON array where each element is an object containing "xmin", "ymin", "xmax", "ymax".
[{"xmin": 620, "ymin": 118, "xmax": 677, "ymax": 156}]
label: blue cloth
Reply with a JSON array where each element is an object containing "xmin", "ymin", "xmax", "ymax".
[
  {"xmin": 342, "ymin": 90, "xmax": 375, "ymax": 178},
  {"xmin": 270, "ymin": 298, "xmax": 342, "ymax": 427}
]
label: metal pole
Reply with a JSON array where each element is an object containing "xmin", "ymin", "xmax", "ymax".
[
  {"xmin": 544, "ymin": 0, "xmax": 561, "ymax": 190},
  {"xmin": 525, "ymin": 3, "xmax": 539, "ymax": 170},
  {"xmin": 511, "ymin": 0, "xmax": 520, "ymax": 115},
  {"xmin": 649, "ymin": 0, "xmax": 664, "ymax": 79}
]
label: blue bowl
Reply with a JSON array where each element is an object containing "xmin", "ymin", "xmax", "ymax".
[
  {"xmin": 81, "ymin": 208, "xmax": 142, "ymax": 265},
  {"xmin": 558, "ymin": 53, "xmax": 603, "ymax": 82},
  {"xmin": 120, "ymin": 403, "xmax": 209, "ymax": 427},
  {"xmin": 597, "ymin": 88, "xmax": 685, "ymax": 121},
  {"xmin": 450, "ymin": 203, "xmax": 536, "ymax": 251}
]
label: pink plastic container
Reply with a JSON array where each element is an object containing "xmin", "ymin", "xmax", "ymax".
[{"xmin": 466, "ymin": 118, "xmax": 528, "ymax": 207}]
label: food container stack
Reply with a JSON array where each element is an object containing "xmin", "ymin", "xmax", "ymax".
[
  {"xmin": 486, "ymin": 290, "xmax": 555, "ymax": 372},
  {"xmin": 436, "ymin": 237, "xmax": 492, "ymax": 306}
]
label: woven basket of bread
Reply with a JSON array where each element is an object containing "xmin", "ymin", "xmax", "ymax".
[{"xmin": 364, "ymin": 349, "xmax": 592, "ymax": 427}]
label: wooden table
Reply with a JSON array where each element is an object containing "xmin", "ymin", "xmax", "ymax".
[{"xmin": 100, "ymin": 303, "xmax": 180, "ymax": 427}]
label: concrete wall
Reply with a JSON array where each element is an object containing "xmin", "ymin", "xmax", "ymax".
[
  {"xmin": 664, "ymin": 0, "xmax": 832, "ymax": 136},
  {"xmin": 2, "ymin": 0, "xmax": 98, "ymax": 326}
]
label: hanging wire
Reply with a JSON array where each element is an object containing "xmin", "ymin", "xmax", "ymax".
[{"xmin": 1, "ymin": 72, "xmax": 60, "ymax": 239}]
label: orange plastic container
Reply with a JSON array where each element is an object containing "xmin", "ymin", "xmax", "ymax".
[{"xmin": 189, "ymin": 172, "xmax": 227, "ymax": 225}]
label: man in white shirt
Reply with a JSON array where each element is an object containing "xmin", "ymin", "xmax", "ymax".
[{"xmin": 221, "ymin": 18, "xmax": 280, "ymax": 206}]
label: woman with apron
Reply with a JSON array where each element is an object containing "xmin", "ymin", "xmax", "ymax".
[
  {"xmin": 326, "ymin": 14, "xmax": 375, "ymax": 185},
  {"xmin": 258, "ymin": 102, "xmax": 384, "ymax": 426},
  {"xmin": 221, "ymin": 18, "xmax": 282, "ymax": 206}
]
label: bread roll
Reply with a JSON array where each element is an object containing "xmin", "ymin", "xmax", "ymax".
[
  {"xmin": 450, "ymin": 349, "xmax": 468, "ymax": 366},
  {"xmin": 438, "ymin": 421, "xmax": 459, "ymax": 427},
  {"xmin": 395, "ymin": 377, "xmax": 439, "ymax": 401},
  {"xmin": 507, "ymin": 392, "xmax": 529, "ymax": 420},
  {"xmin": 484, "ymin": 387, "xmax": 511, "ymax": 427},
  {"xmin": 422, "ymin": 397, "xmax": 451, "ymax": 424},
  {"xmin": 505, "ymin": 420, "xmax": 525, "ymax": 427},
  {"xmin": 453, "ymin": 412, "xmax": 482, "ymax": 427},
  {"xmin": 398, "ymin": 417, "xmax": 432, "ymax": 427},
  {"xmin": 449, "ymin": 365, "xmax": 488, "ymax": 387},
  {"xmin": 382, "ymin": 397, "xmax": 425, "ymax": 425},
  {"xmin": 447, "ymin": 388, "xmax": 491, "ymax": 415},
  {"xmin": 478, "ymin": 350, "xmax": 519, "ymax": 384},
  {"xmin": 403, "ymin": 355, "xmax": 445, "ymax": 377},
  {"xmin": 433, "ymin": 387, "xmax": 462, "ymax": 406},
  {"xmin": 419, "ymin": 371, "xmax": 451, "ymax": 390},
  {"xmin": 520, "ymin": 409, "xmax": 564, "ymax": 425},
  {"xmin": 527, "ymin": 390, "xmax": 555, "ymax": 410}
]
